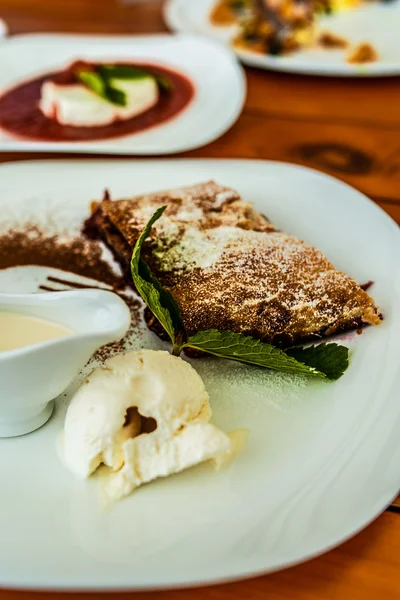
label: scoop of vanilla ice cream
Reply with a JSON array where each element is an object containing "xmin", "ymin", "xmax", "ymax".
[{"xmin": 63, "ymin": 350, "xmax": 231, "ymax": 496}]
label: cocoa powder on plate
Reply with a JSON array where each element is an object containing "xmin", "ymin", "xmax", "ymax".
[{"xmin": 0, "ymin": 227, "xmax": 122, "ymax": 288}]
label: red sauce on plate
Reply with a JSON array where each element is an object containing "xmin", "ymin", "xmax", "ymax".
[{"xmin": 0, "ymin": 61, "xmax": 195, "ymax": 142}]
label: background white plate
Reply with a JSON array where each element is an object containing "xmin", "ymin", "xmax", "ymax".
[
  {"xmin": 0, "ymin": 34, "xmax": 245, "ymax": 154},
  {"xmin": 165, "ymin": 0, "xmax": 400, "ymax": 76},
  {"xmin": 0, "ymin": 159, "xmax": 399, "ymax": 590}
]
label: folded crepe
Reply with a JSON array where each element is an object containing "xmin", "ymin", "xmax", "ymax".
[{"xmin": 85, "ymin": 180, "xmax": 381, "ymax": 346}]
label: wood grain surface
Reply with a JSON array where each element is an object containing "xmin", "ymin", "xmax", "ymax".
[{"xmin": 0, "ymin": 0, "xmax": 399, "ymax": 598}]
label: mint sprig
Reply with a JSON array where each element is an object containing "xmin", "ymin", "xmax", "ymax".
[
  {"xmin": 76, "ymin": 71, "xmax": 122, "ymax": 106},
  {"xmin": 184, "ymin": 330, "xmax": 326, "ymax": 377},
  {"xmin": 76, "ymin": 64, "xmax": 172, "ymax": 107},
  {"xmin": 76, "ymin": 70, "xmax": 126, "ymax": 107},
  {"xmin": 286, "ymin": 343, "xmax": 349, "ymax": 381},
  {"xmin": 130, "ymin": 206, "xmax": 185, "ymax": 353},
  {"xmin": 98, "ymin": 65, "xmax": 151, "ymax": 80},
  {"xmin": 99, "ymin": 65, "xmax": 173, "ymax": 92},
  {"xmin": 130, "ymin": 208, "xmax": 349, "ymax": 380}
]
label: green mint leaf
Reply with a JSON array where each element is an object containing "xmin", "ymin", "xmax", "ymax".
[
  {"xmin": 77, "ymin": 71, "xmax": 107, "ymax": 98},
  {"xmin": 286, "ymin": 343, "xmax": 349, "ymax": 381},
  {"xmin": 78, "ymin": 65, "xmax": 171, "ymax": 105},
  {"xmin": 76, "ymin": 70, "xmax": 127, "ymax": 106},
  {"xmin": 99, "ymin": 64, "xmax": 172, "ymax": 92},
  {"xmin": 185, "ymin": 329, "xmax": 331, "ymax": 378},
  {"xmin": 131, "ymin": 206, "xmax": 185, "ymax": 345},
  {"xmin": 105, "ymin": 86, "xmax": 127, "ymax": 106},
  {"xmin": 98, "ymin": 65, "xmax": 149, "ymax": 80}
]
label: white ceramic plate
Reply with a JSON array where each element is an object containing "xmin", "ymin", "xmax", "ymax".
[
  {"xmin": 0, "ymin": 159, "xmax": 399, "ymax": 590},
  {"xmin": 0, "ymin": 34, "xmax": 245, "ymax": 153},
  {"xmin": 164, "ymin": 0, "xmax": 400, "ymax": 76}
]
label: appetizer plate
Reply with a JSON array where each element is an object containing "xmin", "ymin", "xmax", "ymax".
[
  {"xmin": 0, "ymin": 159, "xmax": 399, "ymax": 590},
  {"xmin": 164, "ymin": 0, "xmax": 400, "ymax": 76},
  {"xmin": 0, "ymin": 34, "xmax": 245, "ymax": 154}
]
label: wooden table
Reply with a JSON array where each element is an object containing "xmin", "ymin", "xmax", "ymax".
[{"xmin": 0, "ymin": 1, "xmax": 399, "ymax": 598}]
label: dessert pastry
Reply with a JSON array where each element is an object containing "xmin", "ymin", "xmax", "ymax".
[{"xmin": 85, "ymin": 181, "xmax": 382, "ymax": 347}]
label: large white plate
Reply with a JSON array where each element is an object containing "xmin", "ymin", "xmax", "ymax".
[
  {"xmin": 0, "ymin": 159, "xmax": 399, "ymax": 590},
  {"xmin": 164, "ymin": 0, "xmax": 400, "ymax": 76},
  {"xmin": 0, "ymin": 34, "xmax": 245, "ymax": 154}
]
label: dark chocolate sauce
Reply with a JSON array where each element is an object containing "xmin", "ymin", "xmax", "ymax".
[
  {"xmin": 46, "ymin": 275, "xmax": 109, "ymax": 291},
  {"xmin": 0, "ymin": 61, "xmax": 194, "ymax": 142}
]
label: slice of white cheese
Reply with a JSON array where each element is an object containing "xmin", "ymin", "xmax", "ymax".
[
  {"xmin": 39, "ymin": 75, "xmax": 159, "ymax": 127},
  {"xmin": 62, "ymin": 350, "xmax": 233, "ymax": 499}
]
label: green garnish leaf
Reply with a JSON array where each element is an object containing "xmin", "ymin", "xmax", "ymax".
[
  {"xmin": 77, "ymin": 71, "xmax": 107, "ymax": 98},
  {"xmin": 99, "ymin": 64, "xmax": 173, "ymax": 92},
  {"xmin": 184, "ymin": 329, "xmax": 329, "ymax": 378},
  {"xmin": 76, "ymin": 70, "xmax": 127, "ymax": 106},
  {"xmin": 77, "ymin": 65, "xmax": 172, "ymax": 107},
  {"xmin": 130, "ymin": 206, "xmax": 185, "ymax": 346},
  {"xmin": 98, "ymin": 65, "xmax": 150, "ymax": 80},
  {"xmin": 105, "ymin": 86, "xmax": 126, "ymax": 107},
  {"xmin": 286, "ymin": 343, "xmax": 349, "ymax": 381}
]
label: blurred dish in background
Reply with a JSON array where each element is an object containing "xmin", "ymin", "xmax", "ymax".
[
  {"xmin": 0, "ymin": 59, "xmax": 194, "ymax": 143},
  {"xmin": 210, "ymin": 0, "xmax": 381, "ymax": 61},
  {"xmin": 165, "ymin": 0, "xmax": 400, "ymax": 76},
  {"xmin": 0, "ymin": 34, "xmax": 246, "ymax": 154}
]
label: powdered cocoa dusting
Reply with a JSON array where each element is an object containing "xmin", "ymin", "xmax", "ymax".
[
  {"xmin": 0, "ymin": 228, "xmax": 123, "ymax": 288},
  {"xmin": 93, "ymin": 293, "xmax": 143, "ymax": 363}
]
